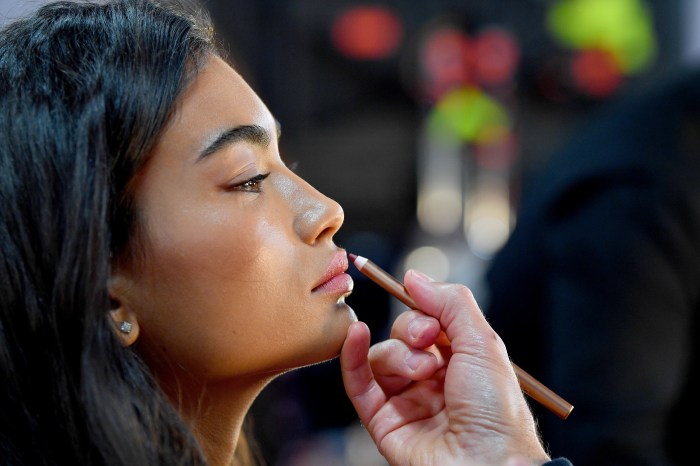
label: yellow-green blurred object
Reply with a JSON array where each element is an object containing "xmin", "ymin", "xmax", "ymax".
[
  {"xmin": 428, "ymin": 87, "xmax": 510, "ymax": 144},
  {"xmin": 547, "ymin": 0, "xmax": 657, "ymax": 73}
]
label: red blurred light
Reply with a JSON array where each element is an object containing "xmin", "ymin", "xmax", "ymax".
[
  {"xmin": 474, "ymin": 27, "xmax": 520, "ymax": 87},
  {"xmin": 420, "ymin": 28, "xmax": 475, "ymax": 101},
  {"xmin": 331, "ymin": 6, "xmax": 403, "ymax": 60},
  {"xmin": 570, "ymin": 48, "xmax": 622, "ymax": 98}
]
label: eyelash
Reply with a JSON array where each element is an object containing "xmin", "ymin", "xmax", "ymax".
[{"xmin": 230, "ymin": 172, "xmax": 270, "ymax": 193}]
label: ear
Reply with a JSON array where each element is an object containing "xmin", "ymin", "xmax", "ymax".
[{"xmin": 108, "ymin": 275, "xmax": 140, "ymax": 347}]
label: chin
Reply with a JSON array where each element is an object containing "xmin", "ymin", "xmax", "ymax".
[
  {"xmin": 336, "ymin": 298, "xmax": 358, "ymax": 320},
  {"xmin": 299, "ymin": 311, "xmax": 357, "ymax": 367}
]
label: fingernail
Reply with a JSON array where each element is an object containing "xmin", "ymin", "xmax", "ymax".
[
  {"xmin": 404, "ymin": 352, "xmax": 426, "ymax": 371},
  {"xmin": 410, "ymin": 269, "xmax": 434, "ymax": 283},
  {"xmin": 408, "ymin": 317, "xmax": 432, "ymax": 341}
]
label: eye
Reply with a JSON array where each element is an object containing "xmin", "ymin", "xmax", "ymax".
[{"xmin": 229, "ymin": 172, "xmax": 270, "ymax": 193}]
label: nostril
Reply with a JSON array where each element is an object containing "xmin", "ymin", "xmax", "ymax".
[
  {"xmin": 316, "ymin": 225, "xmax": 338, "ymax": 242},
  {"xmin": 299, "ymin": 201, "xmax": 343, "ymax": 244}
]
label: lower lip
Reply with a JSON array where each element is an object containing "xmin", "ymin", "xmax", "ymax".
[{"xmin": 313, "ymin": 273, "xmax": 354, "ymax": 295}]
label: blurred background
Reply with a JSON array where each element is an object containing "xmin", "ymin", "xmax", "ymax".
[{"xmin": 2, "ymin": 0, "xmax": 698, "ymax": 464}]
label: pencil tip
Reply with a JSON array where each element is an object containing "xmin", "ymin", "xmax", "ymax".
[{"xmin": 347, "ymin": 253, "xmax": 357, "ymax": 262}]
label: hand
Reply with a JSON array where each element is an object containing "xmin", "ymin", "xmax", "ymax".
[{"xmin": 340, "ymin": 270, "xmax": 551, "ymax": 466}]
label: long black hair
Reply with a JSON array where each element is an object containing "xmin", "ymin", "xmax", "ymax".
[{"xmin": 0, "ymin": 0, "xmax": 229, "ymax": 463}]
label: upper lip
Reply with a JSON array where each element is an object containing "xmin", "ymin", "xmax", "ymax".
[{"xmin": 312, "ymin": 250, "xmax": 349, "ymax": 291}]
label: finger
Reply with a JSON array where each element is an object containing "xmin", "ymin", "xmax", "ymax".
[
  {"xmin": 339, "ymin": 321, "xmax": 387, "ymax": 425},
  {"xmin": 368, "ymin": 338, "xmax": 441, "ymax": 391},
  {"xmin": 403, "ymin": 270, "xmax": 509, "ymax": 364},
  {"xmin": 388, "ymin": 309, "xmax": 441, "ymax": 349},
  {"xmin": 386, "ymin": 308, "xmax": 451, "ymax": 368}
]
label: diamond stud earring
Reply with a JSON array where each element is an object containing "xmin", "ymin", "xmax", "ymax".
[{"xmin": 119, "ymin": 321, "xmax": 133, "ymax": 335}]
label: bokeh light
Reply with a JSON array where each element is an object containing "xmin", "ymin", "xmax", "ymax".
[
  {"xmin": 474, "ymin": 26, "xmax": 520, "ymax": 87},
  {"xmin": 427, "ymin": 86, "xmax": 510, "ymax": 144},
  {"xmin": 331, "ymin": 6, "xmax": 403, "ymax": 60},
  {"xmin": 473, "ymin": 131, "xmax": 517, "ymax": 170},
  {"xmin": 417, "ymin": 187, "xmax": 463, "ymax": 236},
  {"xmin": 402, "ymin": 246, "xmax": 451, "ymax": 282},
  {"xmin": 571, "ymin": 48, "xmax": 623, "ymax": 98},
  {"xmin": 416, "ymin": 128, "xmax": 463, "ymax": 236},
  {"xmin": 464, "ymin": 178, "xmax": 512, "ymax": 259},
  {"xmin": 419, "ymin": 26, "xmax": 474, "ymax": 102},
  {"xmin": 547, "ymin": 0, "xmax": 657, "ymax": 74}
]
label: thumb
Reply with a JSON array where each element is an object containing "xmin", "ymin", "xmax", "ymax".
[
  {"xmin": 340, "ymin": 321, "xmax": 387, "ymax": 426},
  {"xmin": 403, "ymin": 270, "xmax": 496, "ymax": 354}
]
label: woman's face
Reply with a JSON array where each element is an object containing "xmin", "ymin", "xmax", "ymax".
[{"xmin": 116, "ymin": 56, "xmax": 356, "ymax": 384}]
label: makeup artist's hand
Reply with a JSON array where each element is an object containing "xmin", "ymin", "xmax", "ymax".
[{"xmin": 340, "ymin": 270, "xmax": 551, "ymax": 466}]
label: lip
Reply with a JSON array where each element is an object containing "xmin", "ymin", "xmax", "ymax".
[{"xmin": 312, "ymin": 250, "xmax": 353, "ymax": 294}]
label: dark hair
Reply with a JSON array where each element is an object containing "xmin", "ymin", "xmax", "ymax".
[{"xmin": 0, "ymin": 0, "xmax": 231, "ymax": 464}]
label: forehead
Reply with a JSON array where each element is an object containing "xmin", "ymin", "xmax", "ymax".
[{"xmin": 157, "ymin": 55, "xmax": 277, "ymax": 157}]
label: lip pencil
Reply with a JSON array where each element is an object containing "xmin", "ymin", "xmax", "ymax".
[{"xmin": 348, "ymin": 253, "xmax": 574, "ymax": 420}]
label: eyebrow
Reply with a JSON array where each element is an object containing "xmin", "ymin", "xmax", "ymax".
[{"xmin": 197, "ymin": 122, "xmax": 281, "ymax": 161}]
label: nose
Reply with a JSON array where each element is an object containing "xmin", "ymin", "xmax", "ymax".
[{"xmin": 291, "ymin": 175, "xmax": 344, "ymax": 245}]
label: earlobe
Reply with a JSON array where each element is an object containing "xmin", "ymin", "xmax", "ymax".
[
  {"xmin": 108, "ymin": 300, "xmax": 140, "ymax": 347},
  {"xmin": 108, "ymin": 276, "xmax": 140, "ymax": 347}
]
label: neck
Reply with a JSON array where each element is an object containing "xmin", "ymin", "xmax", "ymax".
[{"xmin": 162, "ymin": 372, "xmax": 281, "ymax": 466}]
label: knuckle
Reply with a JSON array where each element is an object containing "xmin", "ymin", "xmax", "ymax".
[{"xmin": 449, "ymin": 283, "xmax": 475, "ymax": 302}]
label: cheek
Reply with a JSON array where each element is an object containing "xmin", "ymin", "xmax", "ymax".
[{"xmin": 131, "ymin": 207, "xmax": 302, "ymax": 377}]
